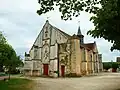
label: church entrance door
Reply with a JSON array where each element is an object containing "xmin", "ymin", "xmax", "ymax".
[
  {"xmin": 43, "ymin": 64, "xmax": 48, "ymax": 75},
  {"xmin": 61, "ymin": 65, "xmax": 65, "ymax": 77}
]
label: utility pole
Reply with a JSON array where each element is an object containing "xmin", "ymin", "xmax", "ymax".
[
  {"xmin": 111, "ymin": 60, "xmax": 113, "ymax": 68},
  {"xmin": 111, "ymin": 60, "xmax": 113, "ymax": 72}
]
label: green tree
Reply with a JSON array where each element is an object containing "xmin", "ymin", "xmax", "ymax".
[
  {"xmin": 2, "ymin": 45, "xmax": 23, "ymax": 79},
  {"xmin": 112, "ymin": 62, "xmax": 119, "ymax": 69},
  {"xmin": 37, "ymin": 0, "xmax": 120, "ymax": 51},
  {"xmin": 103, "ymin": 62, "xmax": 111, "ymax": 70},
  {"xmin": 0, "ymin": 31, "xmax": 7, "ymax": 72},
  {"xmin": 37, "ymin": 0, "xmax": 99, "ymax": 20},
  {"xmin": 0, "ymin": 31, "xmax": 6, "ymax": 44},
  {"xmin": 0, "ymin": 32, "xmax": 23, "ymax": 79},
  {"xmin": 103, "ymin": 62, "xmax": 119, "ymax": 70},
  {"xmin": 87, "ymin": 0, "xmax": 120, "ymax": 51}
]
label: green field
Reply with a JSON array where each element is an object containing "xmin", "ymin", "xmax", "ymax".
[{"xmin": 0, "ymin": 78, "xmax": 33, "ymax": 90}]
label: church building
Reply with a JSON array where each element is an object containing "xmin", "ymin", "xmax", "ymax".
[{"xmin": 23, "ymin": 20, "xmax": 103, "ymax": 77}]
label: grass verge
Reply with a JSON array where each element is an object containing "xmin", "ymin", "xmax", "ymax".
[{"xmin": 0, "ymin": 78, "xmax": 33, "ymax": 90}]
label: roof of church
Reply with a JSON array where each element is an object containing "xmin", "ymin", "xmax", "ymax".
[
  {"xmin": 70, "ymin": 34, "xmax": 80, "ymax": 39},
  {"xmin": 82, "ymin": 42, "xmax": 95, "ymax": 50},
  {"xmin": 77, "ymin": 25, "xmax": 84, "ymax": 36},
  {"xmin": 51, "ymin": 25, "xmax": 71, "ymax": 37},
  {"xmin": 29, "ymin": 20, "xmax": 71, "ymax": 51},
  {"xmin": 29, "ymin": 20, "xmax": 97, "ymax": 52},
  {"xmin": 48, "ymin": 20, "xmax": 85, "ymax": 39},
  {"xmin": 77, "ymin": 26, "xmax": 82, "ymax": 36},
  {"xmin": 46, "ymin": 20, "xmax": 71, "ymax": 37}
]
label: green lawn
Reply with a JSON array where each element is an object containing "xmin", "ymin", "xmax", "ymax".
[{"xmin": 0, "ymin": 78, "xmax": 33, "ymax": 90}]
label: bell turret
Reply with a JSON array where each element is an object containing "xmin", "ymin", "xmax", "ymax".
[{"xmin": 77, "ymin": 25, "xmax": 84, "ymax": 44}]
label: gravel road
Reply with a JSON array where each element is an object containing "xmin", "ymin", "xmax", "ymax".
[{"xmin": 32, "ymin": 73, "xmax": 120, "ymax": 90}]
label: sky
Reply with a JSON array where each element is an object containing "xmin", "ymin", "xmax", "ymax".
[{"xmin": 0, "ymin": 0, "xmax": 119, "ymax": 62}]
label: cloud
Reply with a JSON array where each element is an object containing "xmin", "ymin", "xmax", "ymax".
[{"xmin": 0, "ymin": 0, "xmax": 119, "ymax": 62}]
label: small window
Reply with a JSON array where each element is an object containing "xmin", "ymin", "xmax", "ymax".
[
  {"xmin": 45, "ymin": 33, "xmax": 48, "ymax": 37},
  {"xmin": 91, "ymin": 55, "xmax": 92, "ymax": 61},
  {"xmin": 46, "ymin": 26, "xmax": 48, "ymax": 31},
  {"xmin": 82, "ymin": 48, "xmax": 86, "ymax": 62},
  {"xmin": 45, "ymin": 41, "xmax": 47, "ymax": 44},
  {"xmin": 34, "ymin": 49, "xmax": 37, "ymax": 58},
  {"xmin": 45, "ymin": 30, "xmax": 48, "ymax": 33}
]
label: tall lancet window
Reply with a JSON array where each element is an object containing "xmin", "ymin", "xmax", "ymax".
[
  {"xmin": 80, "ymin": 38, "xmax": 84, "ymax": 44},
  {"xmin": 45, "ymin": 27, "xmax": 48, "ymax": 38},
  {"xmin": 82, "ymin": 48, "xmax": 86, "ymax": 62},
  {"xmin": 90, "ymin": 55, "xmax": 92, "ymax": 62},
  {"xmin": 34, "ymin": 49, "xmax": 38, "ymax": 59},
  {"xmin": 34, "ymin": 45, "xmax": 39, "ymax": 59}
]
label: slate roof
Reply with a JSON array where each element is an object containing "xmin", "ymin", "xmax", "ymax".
[
  {"xmin": 70, "ymin": 34, "xmax": 80, "ymax": 39},
  {"xmin": 81, "ymin": 43, "xmax": 95, "ymax": 50},
  {"xmin": 77, "ymin": 26, "xmax": 82, "ymax": 36},
  {"xmin": 49, "ymin": 23, "xmax": 71, "ymax": 38}
]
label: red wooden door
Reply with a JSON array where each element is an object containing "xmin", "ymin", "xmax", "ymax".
[
  {"xmin": 43, "ymin": 64, "xmax": 48, "ymax": 75},
  {"xmin": 61, "ymin": 65, "xmax": 65, "ymax": 77}
]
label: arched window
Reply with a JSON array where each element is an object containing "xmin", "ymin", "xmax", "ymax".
[
  {"xmin": 34, "ymin": 49, "xmax": 38, "ymax": 59},
  {"xmin": 45, "ymin": 33, "xmax": 48, "ymax": 37},
  {"xmin": 83, "ymin": 48, "xmax": 86, "ymax": 61},
  {"xmin": 90, "ymin": 55, "xmax": 92, "ymax": 62}
]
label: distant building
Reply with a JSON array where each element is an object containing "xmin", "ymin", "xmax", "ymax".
[
  {"xmin": 23, "ymin": 20, "xmax": 103, "ymax": 77},
  {"xmin": 116, "ymin": 57, "xmax": 120, "ymax": 62}
]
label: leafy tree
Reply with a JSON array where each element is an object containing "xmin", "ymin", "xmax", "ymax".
[
  {"xmin": 0, "ymin": 31, "xmax": 7, "ymax": 72},
  {"xmin": 103, "ymin": 62, "xmax": 119, "ymax": 70},
  {"xmin": 2, "ymin": 44, "xmax": 23, "ymax": 79},
  {"xmin": 87, "ymin": 0, "xmax": 120, "ymax": 51},
  {"xmin": 37, "ymin": 0, "xmax": 100, "ymax": 20},
  {"xmin": 112, "ymin": 62, "xmax": 119, "ymax": 69},
  {"xmin": 103, "ymin": 62, "xmax": 111, "ymax": 70},
  {"xmin": 0, "ymin": 31, "xmax": 6, "ymax": 44},
  {"xmin": 0, "ymin": 32, "xmax": 23, "ymax": 79},
  {"xmin": 37, "ymin": 0, "xmax": 120, "ymax": 51}
]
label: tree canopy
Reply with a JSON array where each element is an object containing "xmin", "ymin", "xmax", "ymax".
[
  {"xmin": 37, "ymin": 0, "xmax": 100, "ymax": 20},
  {"xmin": 0, "ymin": 31, "xmax": 23, "ymax": 73},
  {"xmin": 88, "ymin": 0, "xmax": 120, "ymax": 51},
  {"xmin": 37, "ymin": 0, "xmax": 120, "ymax": 51},
  {"xmin": 0, "ymin": 31, "xmax": 6, "ymax": 44},
  {"xmin": 103, "ymin": 62, "xmax": 119, "ymax": 70}
]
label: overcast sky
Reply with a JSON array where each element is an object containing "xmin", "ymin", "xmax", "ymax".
[{"xmin": 0, "ymin": 0, "xmax": 119, "ymax": 62}]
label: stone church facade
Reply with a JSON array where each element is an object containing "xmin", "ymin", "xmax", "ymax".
[{"xmin": 23, "ymin": 20, "xmax": 103, "ymax": 77}]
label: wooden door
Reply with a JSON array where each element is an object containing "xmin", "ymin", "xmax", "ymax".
[
  {"xmin": 61, "ymin": 65, "xmax": 65, "ymax": 77},
  {"xmin": 43, "ymin": 64, "xmax": 48, "ymax": 75}
]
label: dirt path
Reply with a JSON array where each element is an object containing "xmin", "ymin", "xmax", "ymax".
[{"xmin": 32, "ymin": 73, "xmax": 120, "ymax": 90}]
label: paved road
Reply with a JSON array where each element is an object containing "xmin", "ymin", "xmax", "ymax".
[{"xmin": 32, "ymin": 73, "xmax": 120, "ymax": 90}]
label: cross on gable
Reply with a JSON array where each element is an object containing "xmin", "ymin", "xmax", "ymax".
[
  {"xmin": 47, "ymin": 17, "xmax": 50, "ymax": 20},
  {"xmin": 78, "ymin": 20, "xmax": 80, "ymax": 25}
]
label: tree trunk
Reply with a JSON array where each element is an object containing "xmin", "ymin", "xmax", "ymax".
[
  {"xmin": 8, "ymin": 67, "xmax": 11, "ymax": 80},
  {"xmin": 0, "ymin": 64, "xmax": 4, "ymax": 72},
  {"xmin": 8, "ymin": 73, "xmax": 10, "ymax": 80}
]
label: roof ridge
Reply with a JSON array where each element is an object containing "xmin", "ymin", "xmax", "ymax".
[
  {"xmin": 29, "ymin": 20, "xmax": 49, "ymax": 52},
  {"xmin": 49, "ymin": 23, "xmax": 71, "ymax": 37},
  {"xmin": 83, "ymin": 42, "xmax": 95, "ymax": 45}
]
